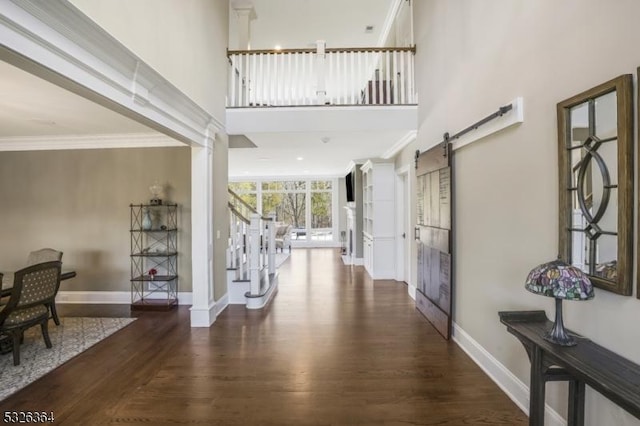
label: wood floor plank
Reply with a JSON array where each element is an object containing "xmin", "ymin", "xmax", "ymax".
[{"xmin": 0, "ymin": 248, "xmax": 527, "ymax": 425}]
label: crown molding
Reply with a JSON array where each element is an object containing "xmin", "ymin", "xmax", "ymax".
[
  {"xmin": 381, "ymin": 130, "xmax": 417, "ymax": 159},
  {"xmin": 0, "ymin": 0, "xmax": 224, "ymax": 148},
  {"xmin": 0, "ymin": 132, "xmax": 184, "ymax": 152}
]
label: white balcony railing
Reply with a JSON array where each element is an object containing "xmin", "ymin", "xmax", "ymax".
[{"xmin": 227, "ymin": 44, "xmax": 416, "ymax": 108}]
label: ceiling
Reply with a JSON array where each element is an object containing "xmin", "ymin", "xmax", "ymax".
[
  {"xmin": 229, "ymin": 130, "xmax": 407, "ymax": 178},
  {"xmin": 230, "ymin": 0, "xmax": 394, "ymax": 50},
  {"xmin": 0, "ymin": 0, "xmax": 405, "ymax": 179},
  {"xmin": 0, "ymin": 60, "xmax": 153, "ymax": 139}
]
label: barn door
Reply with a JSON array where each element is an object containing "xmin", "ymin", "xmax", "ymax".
[{"xmin": 415, "ymin": 142, "xmax": 453, "ymax": 339}]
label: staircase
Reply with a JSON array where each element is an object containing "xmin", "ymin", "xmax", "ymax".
[{"xmin": 227, "ymin": 189, "xmax": 278, "ymax": 309}]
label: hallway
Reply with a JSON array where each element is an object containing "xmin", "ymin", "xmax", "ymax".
[{"xmin": 0, "ymin": 248, "xmax": 527, "ymax": 425}]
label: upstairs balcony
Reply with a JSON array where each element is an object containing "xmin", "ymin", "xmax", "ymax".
[{"xmin": 226, "ymin": 44, "xmax": 417, "ymax": 134}]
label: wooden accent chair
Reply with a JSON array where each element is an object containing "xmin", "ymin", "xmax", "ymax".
[
  {"xmin": 26, "ymin": 248, "xmax": 63, "ymax": 325},
  {"xmin": 0, "ymin": 261, "xmax": 61, "ymax": 365}
]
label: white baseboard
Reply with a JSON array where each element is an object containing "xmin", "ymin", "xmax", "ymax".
[
  {"xmin": 452, "ymin": 322, "xmax": 566, "ymax": 426},
  {"xmin": 408, "ymin": 284, "xmax": 417, "ymax": 300},
  {"xmin": 57, "ymin": 291, "xmax": 193, "ymax": 305},
  {"xmin": 190, "ymin": 300, "xmax": 216, "ymax": 327},
  {"xmin": 214, "ymin": 292, "xmax": 229, "ymax": 317}
]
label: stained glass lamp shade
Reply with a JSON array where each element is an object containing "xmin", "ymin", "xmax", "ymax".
[{"xmin": 525, "ymin": 259, "xmax": 594, "ymax": 346}]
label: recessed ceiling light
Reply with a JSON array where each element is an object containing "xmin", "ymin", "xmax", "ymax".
[
  {"xmin": 274, "ymin": 44, "xmax": 282, "ymax": 51},
  {"xmin": 365, "ymin": 25, "xmax": 374, "ymax": 33},
  {"xmin": 296, "ymin": 157, "xmax": 304, "ymax": 161},
  {"xmin": 243, "ymin": 171, "xmax": 250, "ymax": 174},
  {"xmin": 321, "ymin": 136, "xmax": 330, "ymax": 144},
  {"xmin": 304, "ymin": 170, "xmax": 309, "ymax": 174},
  {"xmin": 258, "ymin": 157, "xmax": 270, "ymax": 161}
]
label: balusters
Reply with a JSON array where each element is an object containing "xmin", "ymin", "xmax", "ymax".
[{"xmin": 228, "ymin": 47, "xmax": 415, "ymax": 107}]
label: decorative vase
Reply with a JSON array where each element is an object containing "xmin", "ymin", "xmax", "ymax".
[{"xmin": 142, "ymin": 208, "xmax": 152, "ymax": 230}]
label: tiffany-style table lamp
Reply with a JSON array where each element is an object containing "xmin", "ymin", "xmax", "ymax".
[{"xmin": 525, "ymin": 259, "xmax": 594, "ymax": 346}]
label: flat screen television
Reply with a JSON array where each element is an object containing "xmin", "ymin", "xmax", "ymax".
[{"xmin": 345, "ymin": 172, "xmax": 354, "ymax": 202}]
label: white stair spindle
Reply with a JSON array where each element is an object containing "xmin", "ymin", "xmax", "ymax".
[
  {"xmin": 385, "ymin": 51, "xmax": 391, "ymax": 105},
  {"xmin": 393, "ymin": 51, "xmax": 399, "ymax": 105},
  {"xmin": 230, "ymin": 54, "xmax": 237, "ymax": 107},
  {"xmin": 400, "ymin": 51, "xmax": 406, "ymax": 104}
]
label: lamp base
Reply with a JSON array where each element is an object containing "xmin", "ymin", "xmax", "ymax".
[{"xmin": 543, "ymin": 298, "xmax": 577, "ymax": 346}]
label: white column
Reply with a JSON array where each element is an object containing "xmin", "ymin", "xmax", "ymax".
[
  {"xmin": 232, "ymin": 1, "xmax": 257, "ymax": 50},
  {"xmin": 190, "ymin": 144, "xmax": 215, "ymax": 327}
]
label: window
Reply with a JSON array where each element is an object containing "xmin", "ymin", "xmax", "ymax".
[
  {"xmin": 310, "ymin": 181, "xmax": 332, "ymax": 241},
  {"xmin": 229, "ymin": 181, "xmax": 257, "ymax": 209},
  {"xmin": 229, "ymin": 178, "xmax": 338, "ymax": 246}
]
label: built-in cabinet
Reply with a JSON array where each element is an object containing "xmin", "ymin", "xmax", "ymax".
[{"xmin": 361, "ymin": 160, "xmax": 395, "ymax": 279}]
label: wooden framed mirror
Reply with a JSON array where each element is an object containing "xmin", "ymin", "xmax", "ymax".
[{"xmin": 557, "ymin": 74, "xmax": 633, "ymax": 295}]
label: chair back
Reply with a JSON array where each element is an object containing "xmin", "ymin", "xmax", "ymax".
[
  {"xmin": 0, "ymin": 261, "xmax": 62, "ymax": 324},
  {"xmin": 26, "ymin": 248, "xmax": 63, "ymax": 266}
]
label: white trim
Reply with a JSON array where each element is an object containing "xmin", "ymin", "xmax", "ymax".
[
  {"xmin": 0, "ymin": 0, "xmax": 223, "ymax": 147},
  {"xmin": 395, "ymin": 164, "xmax": 410, "ymax": 282},
  {"xmin": 382, "ymin": 130, "xmax": 417, "ymax": 159},
  {"xmin": 377, "ymin": 0, "xmax": 404, "ymax": 47},
  {"xmin": 421, "ymin": 97, "xmax": 524, "ymax": 154},
  {"xmin": 228, "ymin": 279, "xmax": 251, "ymax": 304},
  {"xmin": 407, "ymin": 284, "xmax": 416, "ymax": 300},
  {"xmin": 56, "ymin": 290, "xmax": 193, "ymax": 305},
  {"xmin": 214, "ymin": 292, "xmax": 230, "ymax": 317},
  {"xmin": 0, "ymin": 132, "xmax": 185, "ymax": 151},
  {"xmin": 451, "ymin": 97, "xmax": 524, "ymax": 151},
  {"xmin": 452, "ymin": 322, "xmax": 566, "ymax": 426},
  {"xmin": 190, "ymin": 300, "xmax": 217, "ymax": 327},
  {"xmin": 245, "ymin": 278, "xmax": 278, "ymax": 309}
]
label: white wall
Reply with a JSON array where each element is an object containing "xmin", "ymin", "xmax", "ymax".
[
  {"xmin": 395, "ymin": 1, "xmax": 640, "ymax": 424},
  {"xmin": 70, "ymin": 0, "xmax": 230, "ymax": 301},
  {"xmin": 71, "ymin": 0, "xmax": 229, "ymax": 120}
]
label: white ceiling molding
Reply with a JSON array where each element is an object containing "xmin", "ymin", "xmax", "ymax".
[
  {"xmin": 0, "ymin": 0, "xmax": 223, "ymax": 148},
  {"xmin": 377, "ymin": 0, "xmax": 404, "ymax": 47},
  {"xmin": 0, "ymin": 132, "xmax": 185, "ymax": 152},
  {"xmin": 381, "ymin": 129, "xmax": 417, "ymax": 159}
]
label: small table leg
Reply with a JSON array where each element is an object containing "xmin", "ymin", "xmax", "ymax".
[
  {"xmin": 568, "ymin": 380, "xmax": 585, "ymax": 426},
  {"xmin": 529, "ymin": 346, "xmax": 546, "ymax": 426}
]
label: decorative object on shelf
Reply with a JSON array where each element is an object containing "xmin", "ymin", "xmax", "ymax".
[
  {"xmin": 149, "ymin": 180, "xmax": 164, "ymax": 205},
  {"xmin": 148, "ymin": 268, "xmax": 157, "ymax": 279},
  {"xmin": 141, "ymin": 208, "xmax": 152, "ymax": 230},
  {"xmin": 525, "ymin": 259, "xmax": 594, "ymax": 346}
]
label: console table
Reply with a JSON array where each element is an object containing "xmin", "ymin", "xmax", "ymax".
[{"xmin": 499, "ymin": 310, "xmax": 640, "ymax": 426}]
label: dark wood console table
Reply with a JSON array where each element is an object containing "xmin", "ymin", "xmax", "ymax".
[{"xmin": 499, "ymin": 310, "xmax": 640, "ymax": 426}]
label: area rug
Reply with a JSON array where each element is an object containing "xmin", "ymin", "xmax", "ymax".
[{"xmin": 0, "ymin": 317, "xmax": 136, "ymax": 401}]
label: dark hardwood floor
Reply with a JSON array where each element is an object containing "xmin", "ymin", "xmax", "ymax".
[{"xmin": 0, "ymin": 248, "xmax": 527, "ymax": 425}]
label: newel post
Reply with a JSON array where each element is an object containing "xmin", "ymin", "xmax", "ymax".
[
  {"xmin": 249, "ymin": 213, "xmax": 261, "ymax": 295},
  {"xmin": 268, "ymin": 213, "xmax": 276, "ymax": 275}
]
